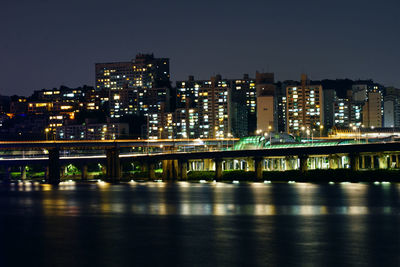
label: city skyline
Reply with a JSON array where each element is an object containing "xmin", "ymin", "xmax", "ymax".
[{"xmin": 1, "ymin": 0, "xmax": 400, "ymax": 95}]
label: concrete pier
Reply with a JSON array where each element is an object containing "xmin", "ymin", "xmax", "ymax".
[
  {"xmin": 349, "ymin": 153, "xmax": 360, "ymax": 171},
  {"xmin": 299, "ymin": 155, "xmax": 308, "ymax": 173},
  {"xmin": 106, "ymin": 148, "xmax": 120, "ymax": 183},
  {"xmin": 254, "ymin": 157, "xmax": 263, "ymax": 180},
  {"xmin": 47, "ymin": 148, "xmax": 60, "ymax": 184},
  {"xmin": 214, "ymin": 158, "xmax": 223, "ymax": 181}
]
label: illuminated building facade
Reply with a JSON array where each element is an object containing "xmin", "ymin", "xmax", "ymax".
[
  {"xmin": 174, "ymin": 108, "xmax": 199, "ymax": 139},
  {"xmin": 257, "ymin": 95, "xmax": 274, "ymax": 133},
  {"xmin": 362, "ymin": 91, "xmax": 382, "ymax": 128},
  {"xmin": 238, "ymin": 74, "xmax": 257, "ymax": 134},
  {"xmin": 256, "ymin": 72, "xmax": 276, "ymax": 133},
  {"xmin": 286, "ymin": 74, "xmax": 324, "ymax": 134},
  {"xmin": 384, "ymin": 87, "xmax": 400, "ymax": 128},
  {"xmin": 334, "ymin": 97, "xmax": 350, "ymax": 127},
  {"xmin": 95, "ymin": 54, "xmax": 170, "ymax": 118},
  {"xmin": 198, "ymin": 75, "xmax": 231, "ymax": 138},
  {"xmin": 323, "ymin": 89, "xmax": 335, "ymax": 129},
  {"xmin": 176, "ymin": 74, "xmax": 257, "ymax": 138},
  {"xmin": 56, "ymin": 122, "xmax": 129, "ymax": 140}
]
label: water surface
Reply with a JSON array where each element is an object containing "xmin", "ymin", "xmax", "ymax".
[{"xmin": 0, "ymin": 181, "xmax": 399, "ymax": 266}]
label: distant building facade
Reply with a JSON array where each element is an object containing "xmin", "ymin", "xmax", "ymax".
[
  {"xmin": 286, "ymin": 74, "xmax": 324, "ymax": 134},
  {"xmin": 95, "ymin": 54, "xmax": 170, "ymax": 119},
  {"xmin": 56, "ymin": 122, "xmax": 129, "ymax": 140}
]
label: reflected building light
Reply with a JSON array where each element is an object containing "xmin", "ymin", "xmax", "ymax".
[
  {"xmin": 110, "ymin": 203, "xmax": 125, "ymax": 213},
  {"xmin": 178, "ymin": 181, "xmax": 190, "ymax": 188},
  {"xmin": 100, "ymin": 202, "xmax": 111, "ymax": 213},
  {"xmin": 180, "ymin": 203, "xmax": 191, "ymax": 215},
  {"xmin": 41, "ymin": 184, "xmax": 53, "ymax": 191},
  {"xmin": 254, "ymin": 204, "xmax": 276, "ymax": 216}
]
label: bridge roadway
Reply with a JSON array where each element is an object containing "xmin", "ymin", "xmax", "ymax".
[
  {"xmin": 0, "ymin": 138, "xmax": 237, "ymax": 150},
  {"xmin": 1, "ymin": 141, "xmax": 400, "ymax": 184}
]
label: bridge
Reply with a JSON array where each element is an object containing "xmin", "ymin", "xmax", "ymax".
[{"xmin": 1, "ymin": 139, "xmax": 400, "ymax": 184}]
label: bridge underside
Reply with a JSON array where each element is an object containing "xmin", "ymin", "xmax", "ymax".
[{"xmin": 1, "ymin": 150, "xmax": 400, "ymax": 183}]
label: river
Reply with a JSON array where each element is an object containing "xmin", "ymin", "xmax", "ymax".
[{"xmin": 0, "ymin": 181, "xmax": 399, "ymax": 266}]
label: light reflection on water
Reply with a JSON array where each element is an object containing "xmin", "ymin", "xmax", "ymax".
[
  {"xmin": 2, "ymin": 182, "xmax": 399, "ymax": 216},
  {"xmin": 1, "ymin": 181, "xmax": 400, "ymax": 266}
]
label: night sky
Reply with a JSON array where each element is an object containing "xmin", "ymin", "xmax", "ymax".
[{"xmin": 1, "ymin": 0, "xmax": 399, "ymax": 96}]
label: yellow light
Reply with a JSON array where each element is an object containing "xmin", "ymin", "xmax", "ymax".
[{"xmin": 60, "ymin": 106, "xmax": 72, "ymax": 110}]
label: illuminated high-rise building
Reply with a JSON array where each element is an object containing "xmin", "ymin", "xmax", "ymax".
[
  {"xmin": 384, "ymin": 87, "xmax": 400, "ymax": 128},
  {"xmin": 286, "ymin": 74, "xmax": 324, "ymax": 134},
  {"xmin": 256, "ymin": 72, "xmax": 276, "ymax": 134},
  {"xmin": 95, "ymin": 54, "xmax": 170, "ymax": 91},
  {"xmin": 95, "ymin": 54, "xmax": 170, "ymax": 118},
  {"xmin": 362, "ymin": 91, "xmax": 382, "ymax": 128},
  {"xmin": 176, "ymin": 74, "xmax": 257, "ymax": 138},
  {"xmin": 198, "ymin": 75, "xmax": 231, "ymax": 139},
  {"xmin": 174, "ymin": 108, "xmax": 199, "ymax": 139},
  {"xmin": 334, "ymin": 97, "xmax": 350, "ymax": 127},
  {"xmin": 230, "ymin": 74, "xmax": 255, "ymax": 137}
]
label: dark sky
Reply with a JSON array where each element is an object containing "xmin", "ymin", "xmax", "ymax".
[{"xmin": 1, "ymin": 0, "xmax": 399, "ymax": 96}]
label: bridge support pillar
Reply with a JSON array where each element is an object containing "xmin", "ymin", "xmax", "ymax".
[
  {"xmin": 265, "ymin": 159, "xmax": 271, "ymax": 171},
  {"xmin": 279, "ymin": 158, "xmax": 284, "ymax": 171},
  {"xmin": 204, "ymin": 159, "xmax": 212, "ymax": 171},
  {"xmin": 162, "ymin": 160, "xmax": 168, "ymax": 180},
  {"xmin": 378, "ymin": 154, "xmax": 388, "ymax": 169},
  {"xmin": 62, "ymin": 165, "xmax": 68, "ymax": 176},
  {"xmin": 370, "ymin": 155, "xmax": 375, "ymax": 169},
  {"xmin": 361, "ymin": 156, "xmax": 366, "ymax": 169},
  {"xmin": 299, "ymin": 155, "xmax": 308, "ymax": 173},
  {"xmin": 148, "ymin": 161, "xmax": 156, "ymax": 180},
  {"xmin": 247, "ymin": 158, "xmax": 255, "ymax": 171},
  {"xmin": 179, "ymin": 159, "xmax": 188, "ymax": 180},
  {"xmin": 47, "ymin": 148, "xmax": 60, "ymax": 185},
  {"xmin": 349, "ymin": 153, "xmax": 360, "ymax": 171},
  {"xmin": 106, "ymin": 148, "xmax": 120, "ymax": 183},
  {"xmin": 214, "ymin": 158, "xmax": 223, "ymax": 181},
  {"xmin": 3, "ymin": 166, "xmax": 11, "ymax": 182},
  {"xmin": 81, "ymin": 164, "xmax": 88, "ymax": 181},
  {"xmin": 21, "ymin": 166, "xmax": 27, "ymax": 180},
  {"xmin": 254, "ymin": 157, "xmax": 263, "ymax": 180},
  {"xmin": 328, "ymin": 155, "xmax": 339, "ymax": 169},
  {"xmin": 172, "ymin": 160, "xmax": 180, "ymax": 180},
  {"xmin": 285, "ymin": 156, "xmax": 295, "ymax": 171},
  {"xmin": 140, "ymin": 160, "xmax": 148, "ymax": 172},
  {"xmin": 162, "ymin": 160, "xmax": 173, "ymax": 180}
]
